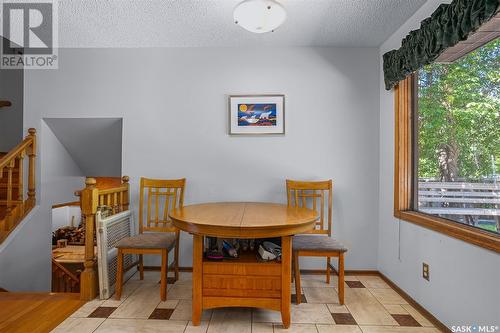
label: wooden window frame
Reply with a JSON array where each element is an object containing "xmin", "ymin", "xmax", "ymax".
[{"xmin": 394, "ymin": 74, "xmax": 500, "ymax": 253}]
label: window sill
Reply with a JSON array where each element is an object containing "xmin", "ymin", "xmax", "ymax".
[{"xmin": 394, "ymin": 210, "xmax": 500, "ymax": 253}]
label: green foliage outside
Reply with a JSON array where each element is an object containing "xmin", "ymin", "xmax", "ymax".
[
  {"xmin": 417, "ymin": 39, "xmax": 500, "ymax": 181},
  {"xmin": 477, "ymin": 222, "xmax": 498, "ymax": 232}
]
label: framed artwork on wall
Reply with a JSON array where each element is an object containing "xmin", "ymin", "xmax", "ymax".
[{"xmin": 228, "ymin": 94, "xmax": 285, "ymax": 135}]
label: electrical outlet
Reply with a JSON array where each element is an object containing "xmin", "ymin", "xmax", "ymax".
[{"xmin": 422, "ymin": 263, "xmax": 430, "ymax": 281}]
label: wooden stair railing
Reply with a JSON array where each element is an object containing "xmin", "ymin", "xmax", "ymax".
[
  {"xmin": 51, "ymin": 259, "xmax": 80, "ymax": 293},
  {"xmin": 0, "ymin": 128, "xmax": 36, "ymax": 243},
  {"xmin": 76, "ymin": 176, "xmax": 130, "ymax": 301}
]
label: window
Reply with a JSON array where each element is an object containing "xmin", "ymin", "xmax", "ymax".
[{"xmin": 394, "ymin": 38, "xmax": 500, "ymax": 252}]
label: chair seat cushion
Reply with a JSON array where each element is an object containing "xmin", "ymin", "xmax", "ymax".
[
  {"xmin": 116, "ymin": 232, "xmax": 176, "ymax": 250},
  {"xmin": 292, "ymin": 234, "xmax": 347, "ymax": 253}
]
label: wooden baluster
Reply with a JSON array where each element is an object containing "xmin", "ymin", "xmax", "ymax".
[
  {"xmin": 4, "ymin": 160, "xmax": 15, "ymax": 230},
  {"xmin": 122, "ymin": 176, "xmax": 130, "ymax": 211},
  {"xmin": 59, "ymin": 273, "xmax": 64, "ymax": 292},
  {"xmin": 119, "ymin": 191, "xmax": 123, "ymax": 212},
  {"xmin": 27, "ymin": 128, "xmax": 36, "ymax": 207},
  {"xmin": 113, "ymin": 193, "xmax": 117, "ymax": 213},
  {"xmin": 80, "ymin": 177, "xmax": 98, "ymax": 301},
  {"xmin": 17, "ymin": 153, "xmax": 24, "ymax": 204}
]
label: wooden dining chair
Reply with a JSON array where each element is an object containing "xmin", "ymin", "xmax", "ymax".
[
  {"xmin": 287, "ymin": 179, "xmax": 347, "ymax": 305},
  {"xmin": 115, "ymin": 177, "xmax": 186, "ymax": 301}
]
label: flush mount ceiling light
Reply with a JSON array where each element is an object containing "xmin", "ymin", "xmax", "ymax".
[{"xmin": 233, "ymin": 0, "xmax": 286, "ymax": 34}]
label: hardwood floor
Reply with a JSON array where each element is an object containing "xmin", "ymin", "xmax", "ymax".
[{"xmin": 0, "ymin": 292, "xmax": 84, "ymax": 333}]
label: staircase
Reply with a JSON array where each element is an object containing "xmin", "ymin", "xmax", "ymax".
[
  {"xmin": 0, "ymin": 129, "xmax": 80, "ymax": 333},
  {"xmin": 0, "ymin": 129, "xmax": 37, "ymax": 243},
  {"xmin": 52, "ymin": 259, "xmax": 81, "ymax": 293}
]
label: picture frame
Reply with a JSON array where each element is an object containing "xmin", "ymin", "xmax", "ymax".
[{"xmin": 228, "ymin": 94, "xmax": 285, "ymax": 135}]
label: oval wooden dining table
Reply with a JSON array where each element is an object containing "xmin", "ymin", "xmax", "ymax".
[{"xmin": 170, "ymin": 202, "xmax": 318, "ymax": 328}]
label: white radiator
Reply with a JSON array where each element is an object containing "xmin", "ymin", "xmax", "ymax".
[{"xmin": 96, "ymin": 210, "xmax": 137, "ymax": 299}]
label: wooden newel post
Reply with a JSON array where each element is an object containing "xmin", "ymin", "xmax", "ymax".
[
  {"xmin": 80, "ymin": 177, "xmax": 99, "ymax": 301},
  {"xmin": 122, "ymin": 176, "xmax": 130, "ymax": 211},
  {"xmin": 27, "ymin": 128, "xmax": 36, "ymax": 207}
]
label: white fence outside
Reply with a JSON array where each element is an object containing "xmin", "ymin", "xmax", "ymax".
[{"xmin": 418, "ymin": 181, "xmax": 499, "ymax": 232}]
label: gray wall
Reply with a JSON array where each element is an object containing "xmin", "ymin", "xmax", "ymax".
[
  {"xmin": 378, "ymin": 0, "xmax": 500, "ymax": 327},
  {"xmin": 44, "ymin": 117, "xmax": 123, "ymax": 176},
  {"xmin": 0, "ymin": 37, "xmax": 23, "ymax": 152},
  {"xmin": 24, "ymin": 47, "xmax": 380, "ymax": 270},
  {"xmin": 0, "ymin": 209, "xmax": 46, "ymax": 291}
]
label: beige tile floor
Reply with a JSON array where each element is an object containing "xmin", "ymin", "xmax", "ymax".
[{"xmin": 52, "ymin": 271, "xmax": 442, "ymax": 333}]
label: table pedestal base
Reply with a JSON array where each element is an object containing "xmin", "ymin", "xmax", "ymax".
[{"xmin": 191, "ymin": 235, "xmax": 292, "ymax": 328}]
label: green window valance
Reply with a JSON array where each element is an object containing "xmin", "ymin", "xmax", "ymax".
[{"xmin": 383, "ymin": 0, "xmax": 499, "ymax": 90}]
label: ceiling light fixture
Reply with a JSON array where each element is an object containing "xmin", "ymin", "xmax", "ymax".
[{"xmin": 233, "ymin": 0, "xmax": 286, "ymax": 34}]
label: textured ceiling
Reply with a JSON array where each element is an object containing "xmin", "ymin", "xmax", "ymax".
[{"xmin": 59, "ymin": 0, "xmax": 427, "ymax": 48}]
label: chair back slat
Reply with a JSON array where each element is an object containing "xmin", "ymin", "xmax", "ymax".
[
  {"xmin": 163, "ymin": 189, "xmax": 169, "ymax": 221},
  {"xmin": 286, "ymin": 179, "xmax": 332, "ymax": 236},
  {"xmin": 155, "ymin": 189, "xmax": 160, "ymax": 226},
  {"xmin": 171, "ymin": 189, "xmax": 178, "ymax": 219},
  {"xmin": 140, "ymin": 177, "xmax": 186, "ymax": 233},
  {"xmin": 147, "ymin": 187, "xmax": 152, "ymax": 228},
  {"xmin": 320, "ymin": 190, "xmax": 325, "ymax": 231}
]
